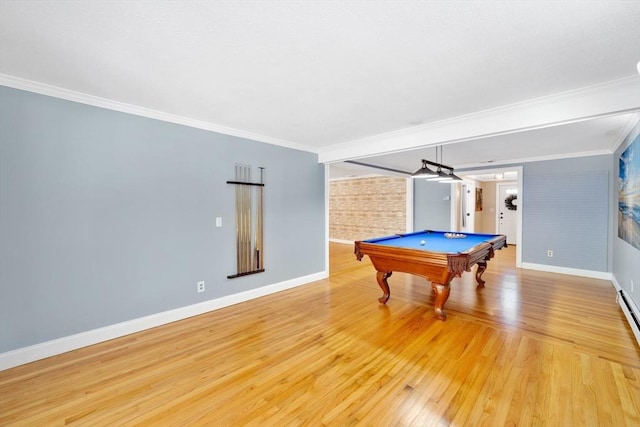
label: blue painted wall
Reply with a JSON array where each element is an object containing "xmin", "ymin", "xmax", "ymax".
[
  {"xmin": 522, "ymin": 156, "xmax": 611, "ymax": 271},
  {"xmin": 0, "ymin": 86, "xmax": 326, "ymax": 353}
]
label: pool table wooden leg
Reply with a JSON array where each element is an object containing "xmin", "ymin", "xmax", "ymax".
[
  {"xmin": 376, "ymin": 270, "xmax": 392, "ymax": 304},
  {"xmin": 431, "ymin": 282, "xmax": 450, "ymax": 320},
  {"xmin": 475, "ymin": 261, "xmax": 487, "ymax": 287}
]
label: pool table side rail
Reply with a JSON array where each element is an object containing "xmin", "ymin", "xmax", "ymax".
[
  {"xmin": 361, "ymin": 230, "xmax": 508, "ymax": 245},
  {"xmin": 355, "ymin": 242, "xmax": 486, "ymax": 277},
  {"xmin": 354, "ymin": 234, "xmax": 507, "ymax": 278}
]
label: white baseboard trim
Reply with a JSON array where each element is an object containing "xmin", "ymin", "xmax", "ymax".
[
  {"xmin": 329, "ymin": 238, "xmax": 354, "ymax": 245},
  {"xmin": 0, "ymin": 271, "xmax": 328, "ymax": 371},
  {"xmin": 521, "ymin": 262, "xmax": 612, "ymax": 280}
]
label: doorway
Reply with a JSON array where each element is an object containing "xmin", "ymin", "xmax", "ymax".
[
  {"xmin": 454, "ymin": 166, "xmax": 523, "ymax": 268},
  {"xmin": 497, "ymin": 182, "xmax": 518, "ymax": 245}
]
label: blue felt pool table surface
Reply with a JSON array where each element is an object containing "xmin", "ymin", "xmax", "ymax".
[{"xmin": 362, "ymin": 230, "xmax": 503, "ymax": 253}]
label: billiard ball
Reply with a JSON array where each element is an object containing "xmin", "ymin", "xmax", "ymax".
[{"xmin": 420, "ymin": 240, "xmax": 426, "ymax": 246}]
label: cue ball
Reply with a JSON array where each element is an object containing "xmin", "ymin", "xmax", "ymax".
[{"xmin": 420, "ymin": 240, "xmax": 426, "ymax": 246}]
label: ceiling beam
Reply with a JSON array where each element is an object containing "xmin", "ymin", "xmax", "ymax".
[{"xmin": 318, "ymin": 76, "xmax": 640, "ymax": 164}]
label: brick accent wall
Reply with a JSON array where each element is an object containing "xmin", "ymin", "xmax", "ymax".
[{"xmin": 329, "ymin": 176, "xmax": 407, "ymax": 241}]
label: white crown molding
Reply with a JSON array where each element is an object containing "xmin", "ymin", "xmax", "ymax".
[
  {"xmin": 0, "ymin": 73, "xmax": 315, "ymax": 154},
  {"xmin": 318, "ymin": 75, "xmax": 640, "ymax": 163},
  {"xmin": 611, "ymin": 115, "xmax": 640, "ymax": 153},
  {"xmin": 4, "ymin": 73, "xmax": 639, "ymax": 164},
  {"xmin": 0, "ymin": 271, "xmax": 327, "ymax": 371}
]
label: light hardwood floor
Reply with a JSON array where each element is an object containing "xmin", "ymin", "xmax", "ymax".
[{"xmin": 1, "ymin": 243, "xmax": 639, "ymax": 426}]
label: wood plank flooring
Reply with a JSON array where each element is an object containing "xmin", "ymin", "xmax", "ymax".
[{"xmin": 1, "ymin": 242, "xmax": 639, "ymax": 426}]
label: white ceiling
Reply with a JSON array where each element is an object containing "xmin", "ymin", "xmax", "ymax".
[{"xmin": 1, "ymin": 1, "xmax": 639, "ymax": 177}]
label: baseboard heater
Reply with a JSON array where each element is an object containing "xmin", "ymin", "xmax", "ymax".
[{"xmin": 618, "ymin": 290, "xmax": 640, "ymax": 346}]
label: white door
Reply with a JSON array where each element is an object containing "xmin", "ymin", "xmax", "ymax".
[{"xmin": 497, "ymin": 182, "xmax": 518, "ymax": 244}]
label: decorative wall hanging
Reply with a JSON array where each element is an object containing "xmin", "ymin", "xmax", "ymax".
[
  {"xmin": 618, "ymin": 136, "xmax": 639, "ymax": 250},
  {"xmin": 227, "ymin": 164, "xmax": 265, "ymax": 278},
  {"xmin": 475, "ymin": 188, "xmax": 483, "ymax": 211},
  {"xmin": 505, "ymin": 194, "xmax": 517, "ymax": 211}
]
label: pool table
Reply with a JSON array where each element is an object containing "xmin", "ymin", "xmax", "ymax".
[{"xmin": 354, "ymin": 230, "xmax": 507, "ymax": 320}]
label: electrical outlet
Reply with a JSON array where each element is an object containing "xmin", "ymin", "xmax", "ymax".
[
  {"xmin": 197, "ymin": 281, "xmax": 205, "ymax": 293},
  {"xmin": 215, "ymin": 217, "xmax": 222, "ymax": 227},
  {"xmin": 547, "ymin": 250, "xmax": 553, "ymax": 257},
  {"xmin": 631, "ymin": 280, "xmax": 634, "ymax": 292}
]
